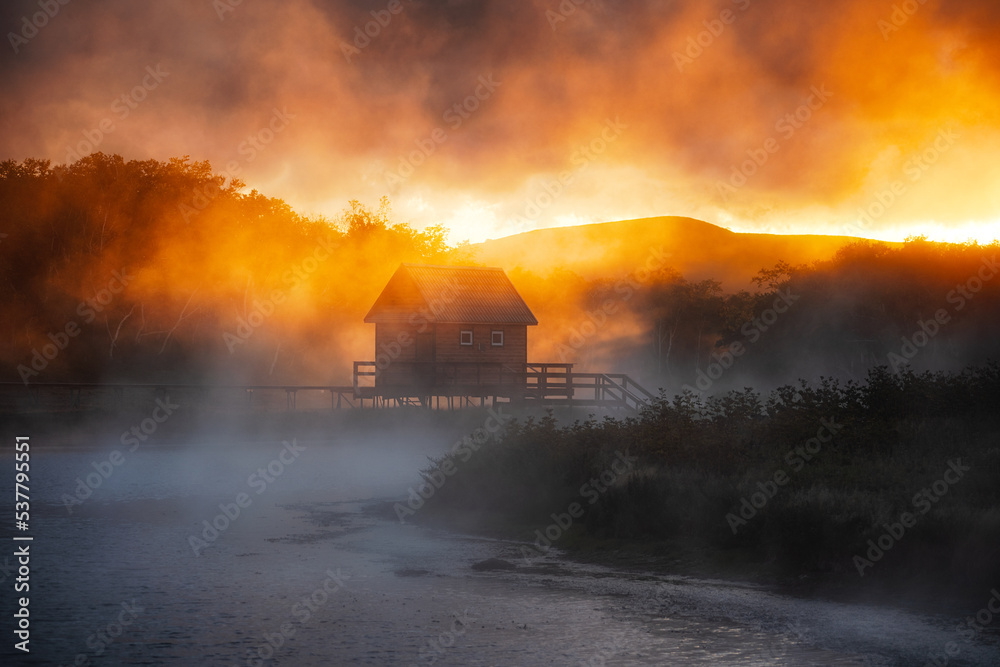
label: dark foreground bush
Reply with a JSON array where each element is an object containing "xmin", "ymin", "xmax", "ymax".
[{"xmin": 419, "ymin": 364, "xmax": 1000, "ymax": 597}]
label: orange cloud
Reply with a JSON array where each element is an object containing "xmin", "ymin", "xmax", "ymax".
[{"xmin": 0, "ymin": 0, "xmax": 998, "ymax": 243}]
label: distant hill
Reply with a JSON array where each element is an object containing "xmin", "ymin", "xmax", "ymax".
[{"xmin": 472, "ymin": 216, "xmax": 894, "ymax": 290}]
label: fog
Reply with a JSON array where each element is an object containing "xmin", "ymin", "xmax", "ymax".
[{"xmin": 3, "ymin": 0, "xmax": 1000, "ymax": 239}]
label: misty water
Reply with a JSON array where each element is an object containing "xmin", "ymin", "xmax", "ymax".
[{"xmin": 8, "ymin": 428, "xmax": 1000, "ymax": 666}]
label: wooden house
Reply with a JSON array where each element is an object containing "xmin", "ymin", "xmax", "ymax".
[
  {"xmin": 355, "ymin": 263, "xmax": 652, "ymax": 410},
  {"xmin": 361, "ymin": 264, "xmax": 537, "ymax": 394}
]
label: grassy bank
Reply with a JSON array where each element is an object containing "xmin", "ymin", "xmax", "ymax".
[{"xmin": 416, "ymin": 365, "xmax": 1000, "ymax": 607}]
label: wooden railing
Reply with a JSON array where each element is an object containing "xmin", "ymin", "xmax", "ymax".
[
  {"xmin": 0, "ymin": 382, "xmax": 360, "ymax": 411},
  {"xmin": 0, "ymin": 368, "xmax": 655, "ymax": 412},
  {"xmin": 354, "ymin": 361, "xmax": 572, "ymax": 393},
  {"xmin": 351, "ymin": 361, "xmax": 653, "ymax": 411}
]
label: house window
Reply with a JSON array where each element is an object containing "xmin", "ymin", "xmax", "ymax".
[
  {"xmin": 460, "ymin": 330, "xmax": 473, "ymax": 346},
  {"xmin": 491, "ymin": 330, "xmax": 504, "ymax": 347}
]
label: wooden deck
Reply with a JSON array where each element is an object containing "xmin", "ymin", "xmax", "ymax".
[
  {"xmin": 353, "ymin": 361, "xmax": 654, "ymax": 411},
  {"xmin": 0, "ymin": 363, "xmax": 654, "ymax": 413},
  {"xmin": 0, "ymin": 382, "xmax": 360, "ymax": 412}
]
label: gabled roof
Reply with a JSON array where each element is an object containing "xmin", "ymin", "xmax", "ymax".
[{"xmin": 364, "ymin": 264, "xmax": 538, "ymax": 325}]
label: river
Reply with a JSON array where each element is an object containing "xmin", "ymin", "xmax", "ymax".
[{"xmin": 4, "ymin": 430, "xmax": 999, "ymax": 666}]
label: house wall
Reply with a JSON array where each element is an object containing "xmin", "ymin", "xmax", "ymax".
[
  {"xmin": 434, "ymin": 323, "xmax": 527, "ymax": 365},
  {"xmin": 371, "ymin": 322, "xmax": 529, "ymax": 389},
  {"xmin": 373, "ymin": 322, "xmax": 421, "ymax": 388},
  {"xmin": 374, "ymin": 322, "xmax": 420, "ymax": 364}
]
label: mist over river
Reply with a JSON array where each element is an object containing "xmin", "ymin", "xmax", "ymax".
[{"xmin": 3, "ymin": 425, "xmax": 999, "ymax": 666}]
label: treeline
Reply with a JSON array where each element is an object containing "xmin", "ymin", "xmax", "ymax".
[
  {"xmin": 536, "ymin": 238, "xmax": 1000, "ymax": 392},
  {"xmin": 417, "ymin": 365, "xmax": 1000, "ymax": 595},
  {"xmin": 0, "ymin": 154, "xmax": 467, "ymax": 383},
  {"xmin": 1, "ymin": 154, "xmax": 997, "ymax": 388}
]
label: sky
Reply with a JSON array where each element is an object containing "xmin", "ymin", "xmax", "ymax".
[{"xmin": 1, "ymin": 0, "xmax": 999, "ymax": 245}]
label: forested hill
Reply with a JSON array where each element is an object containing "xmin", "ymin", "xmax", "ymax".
[
  {"xmin": 472, "ymin": 215, "xmax": 877, "ymax": 291},
  {"xmin": 0, "ymin": 154, "xmax": 463, "ymax": 384},
  {"xmin": 1, "ymin": 154, "xmax": 998, "ymax": 390}
]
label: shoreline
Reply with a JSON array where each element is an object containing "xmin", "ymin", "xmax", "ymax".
[
  {"xmin": 10, "ymin": 402, "xmax": 1000, "ymax": 626},
  {"xmin": 408, "ymin": 506, "xmax": 1000, "ymax": 621}
]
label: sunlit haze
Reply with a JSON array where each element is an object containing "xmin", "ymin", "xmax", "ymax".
[
  {"xmin": 5, "ymin": 3, "xmax": 1000, "ymax": 665},
  {"xmin": 2, "ymin": 0, "xmax": 999, "ymax": 243}
]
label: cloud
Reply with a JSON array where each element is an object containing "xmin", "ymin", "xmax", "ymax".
[{"xmin": 1, "ymin": 0, "xmax": 999, "ymax": 242}]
